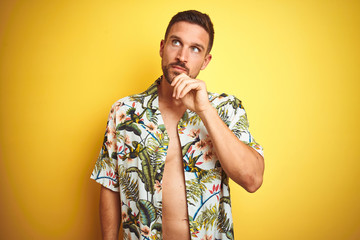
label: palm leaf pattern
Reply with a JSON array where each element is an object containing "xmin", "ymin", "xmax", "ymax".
[
  {"xmin": 217, "ymin": 202, "xmax": 234, "ymax": 239},
  {"xmin": 118, "ymin": 166, "xmax": 139, "ymax": 202},
  {"xmin": 91, "ymin": 78, "xmax": 263, "ymax": 239},
  {"xmin": 137, "ymin": 199, "xmax": 157, "ymax": 226},
  {"xmin": 186, "ymin": 178, "xmax": 206, "ymax": 205},
  {"xmin": 195, "ymin": 204, "xmax": 218, "ymax": 231}
]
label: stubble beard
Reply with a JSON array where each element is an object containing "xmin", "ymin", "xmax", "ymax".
[
  {"xmin": 162, "ymin": 61, "xmax": 190, "ymax": 84},
  {"xmin": 162, "ymin": 65, "xmax": 177, "ymax": 84}
]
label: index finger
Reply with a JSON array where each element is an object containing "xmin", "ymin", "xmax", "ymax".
[{"xmin": 171, "ymin": 73, "xmax": 188, "ymax": 86}]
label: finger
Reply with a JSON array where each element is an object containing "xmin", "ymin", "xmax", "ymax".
[
  {"xmin": 173, "ymin": 75, "xmax": 191, "ymax": 98},
  {"xmin": 174, "ymin": 79, "xmax": 196, "ymax": 99},
  {"xmin": 179, "ymin": 80, "xmax": 207, "ymax": 99},
  {"xmin": 171, "ymin": 75, "xmax": 184, "ymax": 98},
  {"xmin": 171, "ymin": 73, "xmax": 188, "ymax": 87},
  {"xmin": 178, "ymin": 82, "xmax": 202, "ymax": 99}
]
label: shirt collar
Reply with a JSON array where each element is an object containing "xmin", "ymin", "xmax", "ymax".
[
  {"xmin": 140, "ymin": 76, "xmax": 162, "ymax": 111},
  {"xmin": 143, "ymin": 76, "xmax": 162, "ymax": 96}
]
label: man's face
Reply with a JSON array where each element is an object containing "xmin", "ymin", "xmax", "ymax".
[{"xmin": 160, "ymin": 21, "xmax": 212, "ymax": 84}]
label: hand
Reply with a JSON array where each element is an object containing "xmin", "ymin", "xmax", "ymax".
[{"xmin": 171, "ymin": 73, "xmax": 212, "ymax": 113}]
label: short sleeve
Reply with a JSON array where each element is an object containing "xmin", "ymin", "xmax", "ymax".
[
  {"xmin": 228, "ymin": 97, "xmax": 264, "ymax": 157},
  {"xmin": 90, "ymin": 104, "xmax": 120, "ymax": 192}
]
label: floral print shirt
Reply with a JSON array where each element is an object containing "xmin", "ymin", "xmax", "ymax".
[{"xmin": 91, "ymin": 77, "xmax": 263, "ymax": 240}]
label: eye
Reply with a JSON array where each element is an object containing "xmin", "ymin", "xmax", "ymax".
[
  {"xmin": 191, "ymin": 46, "xmax": 200, "ymax": 53},
  {"xmin": 172, "ymin": 40, "xmax": 181, "ymax": 46}
]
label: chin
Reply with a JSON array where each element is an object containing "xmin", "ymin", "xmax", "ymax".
[
  {"xmin": 163, "ymin": 71, "xmax": 177, "ymax": 84},
  {"xmin": 162, "ymin": 73, "xmax": 172, "ymax": 84}
]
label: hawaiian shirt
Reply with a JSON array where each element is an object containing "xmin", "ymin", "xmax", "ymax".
[{"xmin": 91, "ymin": 77, "xmax": 263, "ymax": 240}]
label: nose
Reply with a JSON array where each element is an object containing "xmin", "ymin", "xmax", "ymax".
[{"xmin": 176, "ymin": 47, "xmax": 188, "ymax": 63}]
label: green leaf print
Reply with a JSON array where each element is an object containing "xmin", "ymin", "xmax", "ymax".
[
  {"xmin": 116, "ymin": 122, "xmax": 141, "ymax": 136},
  {"xmin": 146, "ymin": 132, "xmax": 169, "ymax": 166},
  {"xmin": 137, "ymin": 199, "xmax": 157, "ymax": 226},
  {"xmin": 226, "ymin": 231, "xmax": 234, "ymax": 240},
  {"xmin": 188, "ymin": 114, "xmax": 202, "ymax": 126},
  {"xmin": 145, "ymin": 108, "xmax": 158, "ymax": 124},
  {"xmin": 139, "ymin": 146, "xmax": 155, "ymax": 195},
  {"xmin": 216, "ymin": 97, "xmax": 242, "ymax": 111},
  {"xmin": 231, "ymin": 114, "xmax": 249, "ymax": 139},
  {"xmin": 157, "ymin": 124, "xmax": 166, "ymax": 132},
  {"xmin": 218, "ymin": 108, "xmax": 231, "ymax": 126},
  {"xmin": 201, "ymin": 168, "xmax": 222, "ymax": 183},
  {"xmin": 185, "ymin": 168, "xmax": 221, "ymax": 205},
  {"xmin": 195, "ymin": 204, "xmax": 218, "ymax": 231},
  {"xmin": 127, "ymin": 223, "xmax": 140, "ymax": 239},
  {"xmin": 129, "ymin": 94, "xmax": 144, "ymax": 104},
  {"xmin": 119, "ymin": 166, "xmax": 139, "ymax": 202},
  {"xmin": 151, "ymin": 223, "xmax": 162, "ymax": 232},
  {"xmin": 116, "ymin": 107, "xmax": 149, "ymax": 136},
  {"xmin": 219, "ymin": 196, "xmax": 231, "ymax": 205},
  {"xmin": 217, "ymin": 203, "xmax": 234, "ymax": 239},
  {"xmin": 186, "ymin": 179, "xmax": 206, "ymax": 205},
  {"xmin": 234, "ymin": 114, "xmax": 249, "ymax": 130},
  {"xmin": 181, "ymin": 137, "xmax": 200, "ymax": 156},
  {"xmin": 125, "ymin": 143, "xmax": 155, "ymax": 195},
  {"xmin": 94, "ymin": 156, "xmax": 116, "ymax": 174}
]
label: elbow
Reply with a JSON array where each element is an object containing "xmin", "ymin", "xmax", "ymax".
[
  {"xmin": 243, "ymin": 174, "xmax": 263, "ymax": 193},
  {"xmin": 244, "ymin": 155, "xmax": 265, "ymax": 193},
  {"xmin": 228, "ymin": 154, "xmax": 265, "ymax": 193}
]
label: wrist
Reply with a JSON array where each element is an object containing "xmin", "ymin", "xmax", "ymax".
[{"xmin": 197, "ymin": 104, "xmax": 217, "ymax": 119}]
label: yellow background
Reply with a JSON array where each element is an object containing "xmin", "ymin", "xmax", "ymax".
[{"xmin": 1, "ymin": 0, "xmax": 359, "ymax": 239}]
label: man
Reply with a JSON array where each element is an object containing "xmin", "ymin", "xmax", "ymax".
[{"xmin": 91, "ymin": 10, "xmax": 264, "ymax": 240}]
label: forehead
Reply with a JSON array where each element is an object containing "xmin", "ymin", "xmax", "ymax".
[{"xmin": 167, "ymin": 21, "xmax": 209, "ymax": 46}]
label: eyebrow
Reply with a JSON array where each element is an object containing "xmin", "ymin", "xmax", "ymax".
[{"xmin": 168, "ymin": 35, "xmax": 206, "ymax": 51}]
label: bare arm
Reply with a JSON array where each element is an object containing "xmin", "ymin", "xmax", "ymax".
[
  {"xmin": 198, "ymin": 107, "xmax": 264, "ymax": 193},
  {"xmin": 100, "ymin": 186, "xmax": 121, "ymax": 240},
  {"xmin": 171, "ymin": 73, "xmax": 264, "ymax": 192}
]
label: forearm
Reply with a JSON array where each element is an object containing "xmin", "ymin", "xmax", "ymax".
[
  {"xmin": 100, "ymin": 186, "xmax": 121, "ymax": 240},
  {"xmin": 198, "ymin": 106, "xmax": 264, "ymax": 192}
]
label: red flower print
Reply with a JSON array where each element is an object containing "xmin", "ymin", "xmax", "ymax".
[
  {"xmin": 141, "ymin": 226, "xmax": 151, "ymax": 237},
  {"xmin": 188, "ymin": 128, "xmax": 200, "ymax": 138},
  {"xmin": 121, "ymin": 211, "xmax": 128, "ymax": 221},
  {"xmin": 105, "ymin": 140, "xmax": 115, "ymax": 151},
  {"xmin": 203, "ymin": 150, "xmax": 213, "ymax": 162},
  {"xmin": 204, "ymin": 135, "xmax": 213, "ymax": 148},
  {"xmin": 146, "ymin": 122, "xmax": 157, "ymax": 133},
  {"xmin": 117, "ymin": 111, "xmax": 126, "ymax": 123},
  {"xmin": 124, "ymin": 135, "xmax": 131, "ymax": 145},
  {"xmin": 209, "ymin": 184, "xmax": 220, "ymax": 194},
  {"xmin": 154, "ymin": 180, "xmax": 162, "ymax": 193},
  {"xmin": 195, "ymin": 140, "xmax": 207, "ymax": 150},
  {"xmin": 201, "ymin": 234, "xmax": 213, "ymax": 240}
]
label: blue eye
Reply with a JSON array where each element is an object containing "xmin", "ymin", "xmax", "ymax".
[
  {"xmin": 192, "ymin": 47, "xmax": 200, "ymax": 53},
  {"xmin": 172, "ymin": 40, "xmax": 180, "ymax": 46}
]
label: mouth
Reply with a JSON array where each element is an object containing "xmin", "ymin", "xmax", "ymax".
[{"xmin": 170, "ymin": 63, "xmax": 188, "ymax": 74}]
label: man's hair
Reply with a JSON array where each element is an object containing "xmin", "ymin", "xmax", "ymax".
[{"xmin": 164, "ymin": 10, "xmax": 214, "ymax": 54}]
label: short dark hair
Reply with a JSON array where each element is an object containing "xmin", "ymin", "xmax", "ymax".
[{"xmin": 164, "ymin": 10, "xmax": 214, "ymax": 53}]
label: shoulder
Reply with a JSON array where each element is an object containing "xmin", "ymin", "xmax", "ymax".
[
  {"xmin": 208, "ymin": 92, "xmax": 244, "ymax": 110},
  {"xmin": 112, "ymin": 92, "xmax": 147, "ymax": 107},
  {"xmin": 110, "ymin": 92, "xmax": 147, "ymax": 110}
]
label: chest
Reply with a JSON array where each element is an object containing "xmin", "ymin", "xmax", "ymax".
[{"xmin": 159, "ymin": 104, "xmax": 185, "ymax": 139}]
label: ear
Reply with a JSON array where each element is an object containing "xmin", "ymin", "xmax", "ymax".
[
  {"xmin": 159, "ymin": 40, "xmax": 165, "ymax": 58},
  {"xmin": 200, "ymin": 54, "xmax": 212, "ymax": 70}
]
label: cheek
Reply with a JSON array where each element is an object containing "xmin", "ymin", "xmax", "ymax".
[
  {"xmin": 192, "ymin": 59, "xmax": 206, "ymax": 70},
  {"xmin": 163, "ymin": 46, "xmax": 177, "ymax": 58}
]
